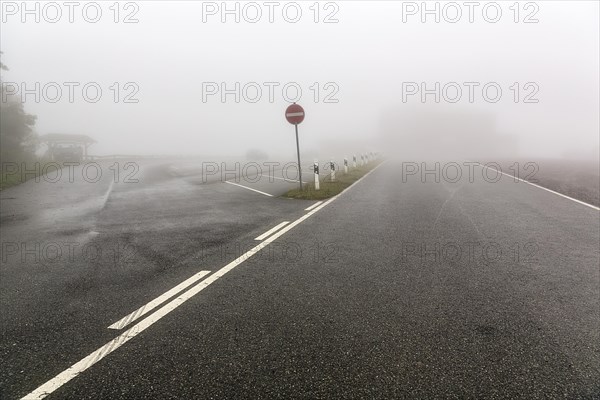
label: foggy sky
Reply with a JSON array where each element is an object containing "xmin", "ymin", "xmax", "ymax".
[{"xmin": 1, "ymin": 1, "xmax": 598, "ymax": 160}]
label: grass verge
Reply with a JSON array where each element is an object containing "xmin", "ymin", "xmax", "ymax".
[
  {"xmin": 283, "ymin": 160, "xmax": 383, "ymax": 200},
  {"xmin": 0, "ymin": 160, "xmax": 61, "ymax": 191}
]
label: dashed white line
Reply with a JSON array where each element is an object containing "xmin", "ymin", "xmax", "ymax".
[
  {"xmin": 22, "ymin": 162, "xmax": 386, "ymax": 400},
  {"xmin": 225, "ymin": 181, "xmax": 273, "ymax": 197},
  {"xmin": 304, "ymin": 201, "xmax": 323, "ymax": 211},
  {"xmin": 254, "ymin": 221, "xmax": 290, "ymax": 241},
  {"xmin": 107, "ymin": 270, "xmax": 211, "ymax": 330},
  {"xmin": 22, "ymin": 267, "xmax": 235, "ymax": 400},
  {"xmin": 477, "ymin": 163, "xmax": 599, "ymax": 211},
  {"xmin": 22, "ymin": 240, "xmax": 278, "ymax": 399}
]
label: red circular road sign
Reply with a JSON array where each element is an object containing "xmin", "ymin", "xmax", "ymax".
[{"xmin": 285, "ymin": 103, "xmax": 305, "ymax": 125}]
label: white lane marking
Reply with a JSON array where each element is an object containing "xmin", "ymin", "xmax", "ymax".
[
  {"xmin": 107, "ymin": 270, "xmax": 211, "ymax": 330},
  {"xmin": 22, "ymin": 161, "xmax": 386, "ymax": 400},
  {"xmin": 225, "ymin": 181, "xmax": 273, "ymax": 197},
  {"xmin": 305, "ymin": 201, "xmax": 323, "ymax": 211},
  {"xmin": 258, "ymin": 174, "xmax": 308, "ymax": 184},
  {"xmin": 477, "ymin": 163, "xmax": 600, "ymax": 211},
  {"xmin": 23, "ymin": 265, "xmax": 237, "ymax": 400},
  {"xmin": 100, "ymin": 179, "xmax": 115, "ymax": 209},
  {"xmin": 254, "ymin": 221, "xmax": 290, "ymax": 241},
  {"xmin": 22, "ymin": 242, "xmax": 284, "ymax": 399},
  {"xmin": 286, "ymin": 112, "xmax": 304, "ymax": 117},
  {"xmin": 263, "ymin": 197, "xmax": 337, "ymax": 243}
]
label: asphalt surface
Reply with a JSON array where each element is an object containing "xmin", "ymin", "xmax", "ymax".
[{"xmin": 1, "ymin": 159, "xmax": 598, "ymax": 399}]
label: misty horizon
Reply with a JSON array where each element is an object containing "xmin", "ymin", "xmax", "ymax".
[{"xmin": 1, "ymin": 1, "xmax": 598, "ymax": 160}]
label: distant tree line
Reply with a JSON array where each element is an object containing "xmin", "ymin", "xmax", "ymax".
[{"xmin": 0, "ymin": 52, "xmax": 38, "ymax": 162}]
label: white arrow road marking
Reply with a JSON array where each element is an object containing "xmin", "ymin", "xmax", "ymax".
[
  {"xmin": 225, "ymin": 181, "xmax": 273, "ymax": 197},
  {"xmin": 107, "ymin": 270, "xmax": 211, "ymax": 330},
  {"xmin": 22, "ymin": 162, "xmax": 386, "ymax": 400},
  {"xmin": 254, "ymin": 221, "xmax": 290, "ymax": 241}
]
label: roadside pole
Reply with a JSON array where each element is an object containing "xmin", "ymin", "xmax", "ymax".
[
  {"xmin": 344, "ymin": 157, "xmax": 348, "ymax": 174},
  {"xmin": 295, "ymin": 124, "xmax": 302, "ymax": 190},
  {"xmin": 330, "ymin": 160, "xmax": 336, "ymax": 181},
  {"xmin": 314, "ymin": 160, "xmax": 320, "ymax": 190}
]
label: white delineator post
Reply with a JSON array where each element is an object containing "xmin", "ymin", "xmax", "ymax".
[
  {"xmin": 344, "ymin": 157, "xmax": 348, "ymax": 174},
  {"xmin": 314, "ymin": 160, "xmax": 320, "ymax": 190},
  {"xmin": 353, "ymin": 155, "xmax": 357, "ymax": 169},
  {"xmin": 330, "ymin": 160, "xmax": 336, "ymax": 181}
]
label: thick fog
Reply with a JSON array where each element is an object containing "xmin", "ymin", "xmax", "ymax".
[{"xmin": 1, "ymin": 1, "xmax": 598, "ymax": 160}]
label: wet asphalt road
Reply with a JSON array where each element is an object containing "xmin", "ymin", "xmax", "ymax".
[{"xmin": 1, "ymin": 159, "xmax": 598, "ymax": 399}]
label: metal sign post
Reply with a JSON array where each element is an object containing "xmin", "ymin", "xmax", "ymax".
[{"xmin": 294, "ymin": 124, "xmax": 302, "ymax": 190}]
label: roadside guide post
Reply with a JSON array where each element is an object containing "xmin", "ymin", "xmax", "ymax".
[
  {"xmin": 330, "ymin": 160, "xmax": 336, "ymax": 181},
  {"xmin": 353, "ymin": 155, "xmax": 357, "ymax": 169},
  {"xmin": 344, "ymin": 157, "xmax": 348, "ymax": 174},
  {"xmin": 285, "ymin": 103, "xmax": 305, "ymax": 191},
  {"xmin": 314, "ymin": 160, "xmax": 320, "ymax": 191}
]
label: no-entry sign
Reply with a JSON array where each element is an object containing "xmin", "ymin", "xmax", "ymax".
[
  {"xmin": 285, "ymin": 103, "xmax": 305, "ymax": 125},
  {"xmin": 285, "ymin": 103, "xmax": 305, "ymax": 190}
]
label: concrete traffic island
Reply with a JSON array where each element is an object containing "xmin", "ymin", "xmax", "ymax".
[{"xmin": 283, "ymin": 159, "xmax": 383, "ymax": 200}]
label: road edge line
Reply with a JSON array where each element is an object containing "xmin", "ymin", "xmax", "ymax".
[{"xmin": 477, "ymin": 162, "xmax": 599, "ymax": 211}]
